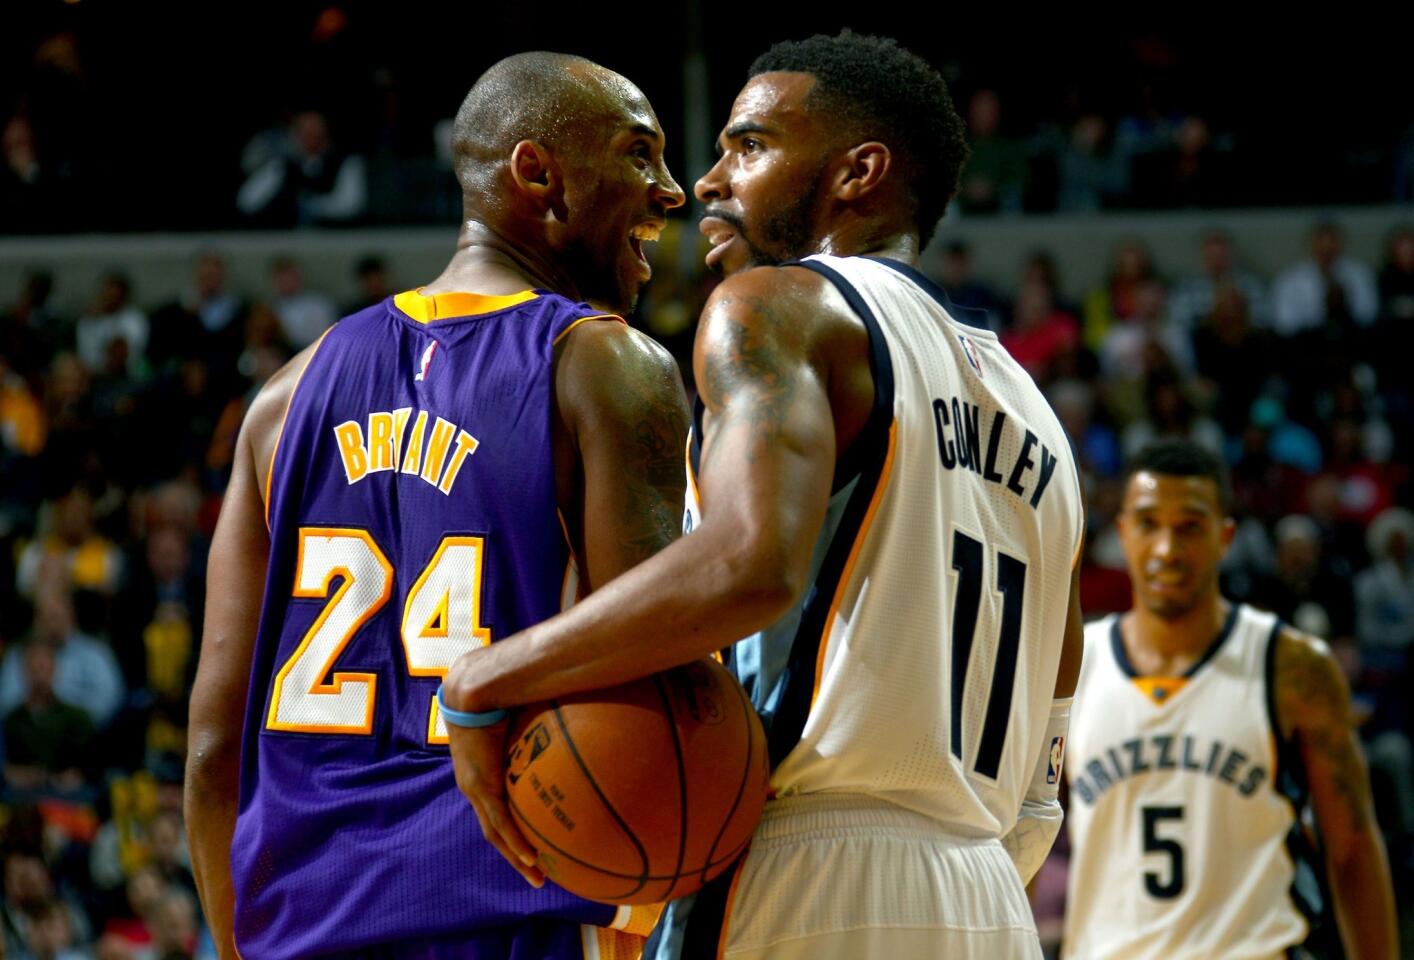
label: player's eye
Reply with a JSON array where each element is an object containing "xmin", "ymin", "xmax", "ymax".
[
  {"xmin": 741, "ymin": 137, "xmax": 762, "ymax": 153},
  {"xmin": 630, "ymin": 142, "xmax": 652, "ymax": 166}
]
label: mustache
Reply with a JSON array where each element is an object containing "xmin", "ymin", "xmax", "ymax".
[{"xmin": 699, "ymin": 207, "xmax": 745, "ymax": 233}]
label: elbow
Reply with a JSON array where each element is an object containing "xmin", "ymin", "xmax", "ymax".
[{"xmin": 716, "ymin": 529, "xmax": 809, "ymax": 626}]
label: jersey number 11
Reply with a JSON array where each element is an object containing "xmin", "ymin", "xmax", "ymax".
[{"xmin": 948, "ymin": 529, "xmax": 1027, "ymax": 780}]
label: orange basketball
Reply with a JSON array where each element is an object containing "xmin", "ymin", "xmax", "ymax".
[{"xmin": 505, "ymin": 657, "xmax": 769, "ymax": 905}]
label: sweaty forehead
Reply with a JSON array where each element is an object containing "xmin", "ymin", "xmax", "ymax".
[
  {"xmin": 727, "ymin": 72, "xmax": 818, "ymax": 128},
  {"xmin": 1124, "ymin": 471, "xmax": 1222, "ymax": 515}
]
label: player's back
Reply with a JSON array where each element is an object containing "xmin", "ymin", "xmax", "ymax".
[
  {"xmin": 232, "ymin": 290, "xmax": 620, "ymax": 957},
  {"xmin": 706, "ymin": 255, "xmax": 1083, "ymax": 839}
]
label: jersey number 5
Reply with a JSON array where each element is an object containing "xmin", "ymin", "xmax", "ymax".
[
  {"xmin": 265, "ymin": 527, "xmax": 491, "ymax": 743},
  {"xmin": 1142, "ymin": 805, "xmax": 1186, "ymax": 899},
  {"xmin": 948, "ymin": 529, "xmax": 1027, "ymax": 780}
]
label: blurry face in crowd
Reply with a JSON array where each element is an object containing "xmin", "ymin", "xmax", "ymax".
[
  {"xmin": 3, "ymin": 853, "xmax": 52, "ymax": 906},
  {"xmin": 1113, "ymin": 241, "xmax": 1150, "ymax": 282},
  {"xmin": 1311, "ymin": 226, "xmax": 1341, "ymax": 267},
  {"xmin": 1391, "ymin": 231, "xmax": 1414, "ymax": 272},
  {"xmin": 1200, "ymin": 233, "xmax": 1233, "ymax": 276},
  {"xmin": 272, "ymin": 263, "xmax": 303, "ymax": 297},
  {"xmin": 967, "ymin": 89, "xmax": 1000, "ymax": 138},
  {"xmin": 36, "ymin": 589, "xmax": 76, "ymax": 644},
  {"xmin": 195, "ymin": 254, "xmax": 226, "ymax": 298},
  {"xmin": 292, "ymin": 111, "xmax": 331, "ymax": 158},
  {"xmin": 552, "ymin": 77, "xmax": 684, "ymax": 315},
  {"xmin": 1118, "ymin": 471, "xmax": 1234, "ymax": 620},
  {"xmin": 696, "ymin": 72, "xmax": 834, "ymax": 277}
]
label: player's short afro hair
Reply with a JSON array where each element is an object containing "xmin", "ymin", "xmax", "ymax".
[
  {"xmin": 749, "ymin": 32, "xmax": 969, "ymax": 247},
  {"xmin": 1125, "ymin": 440, "xmax": 1233, "ymax": 513}
]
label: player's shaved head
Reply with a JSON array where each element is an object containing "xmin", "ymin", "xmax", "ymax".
[{"xmin": 453, "ymin": 52, "xmax": 641, "ymax": 210}]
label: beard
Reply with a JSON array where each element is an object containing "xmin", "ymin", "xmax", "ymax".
[{"xmin": 703, "ymin": 164, "xmax": 826, "ymax": 275}]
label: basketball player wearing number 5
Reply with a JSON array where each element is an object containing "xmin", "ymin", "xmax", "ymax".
[
  {"xmin": 1063, "ymin": 441, "xmax": 1396, "ymax": 959},
  {"xmin": 185, "ymin": 54, "xmax": 690, "ymax": 958},
  {"xmin": 443, "ymin": 33, "xmax": 1085, "ymax": 958}
]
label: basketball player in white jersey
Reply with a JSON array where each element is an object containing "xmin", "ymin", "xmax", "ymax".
[
  {"xmin": 1064, "ymin": 440, "xmax": 1396, "ymax": 959},
  {"xmin": 440, "ymin": 33, "xmax": 1085, "ymax": 958}
]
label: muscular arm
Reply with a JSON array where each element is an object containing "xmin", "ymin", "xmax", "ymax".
[
  {"xmin": 184, "ymin": 351, "xmax": 310, "ymax": 958},
  {"xmin": 555, "ymin": 321, "xmax": 689, "ymax": 591},
  {"xmin": 445, "ymin": 267, "xmax": 843, "ymax": 709},
  {"xmin": 1275, "ymin": 628, "xmax": 1397, "ymax": 959}
]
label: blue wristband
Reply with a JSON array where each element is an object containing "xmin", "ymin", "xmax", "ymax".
[{"xmin": 436, "ymin": 683, "xmax": 508, "ymax": 729}]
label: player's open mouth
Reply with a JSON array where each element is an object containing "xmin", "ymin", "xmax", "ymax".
[
  {"xmin": 629, "ymin": 221, "xmax": 662, "ymax": 275},
  {"xmin": 699, "ymin": 216, "xmax": 736, "ymax": 269}
]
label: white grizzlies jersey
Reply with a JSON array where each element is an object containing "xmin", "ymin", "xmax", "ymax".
[
  {"xmin": 685, "ymin": 254, "xmax": 1083, "ymax": 838},
  {"xmin": 1063, "ymin": 605, "xmax": 1330, "ymax": 960}
]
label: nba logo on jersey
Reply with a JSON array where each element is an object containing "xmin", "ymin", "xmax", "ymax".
[
  {"xmin": 958, "ymin": 334, "xmax": 983, "ymax": 376},
  {"xmin": 1047, "ymin": 736, "xmax": 1065, "ymax": 784},
  {"xmin": 415, "ymin": 340, "xmax": 439, "ymax": 382}
]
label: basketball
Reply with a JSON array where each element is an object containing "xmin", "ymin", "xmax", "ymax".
[{"xmin": 504, "ymin": 657, "xmax": 769, "ymax": 904}]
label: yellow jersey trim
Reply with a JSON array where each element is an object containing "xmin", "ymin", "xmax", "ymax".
[
  {"xmin": 1131, "ymin": 676, "xmax": 1188, "ymax": 706},
  {"xmin": 552, "ymin": 313, "xmax": 626, "ymax": 346},
  {"xmin": 393, "ymin": 288, "xmax": 538, "ymax": 323}
]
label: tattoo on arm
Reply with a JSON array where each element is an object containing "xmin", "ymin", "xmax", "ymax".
[
  {"xmin": 1277, "ymin": 633, "xmax": 1370, "ymax": 833},
  {"xmin": 700, "ymin": 293, "xmax": 800, "ymax": 461},
  {"xmin": 605, "ymin": 359, "xmax": 688, "ymax": 567}
]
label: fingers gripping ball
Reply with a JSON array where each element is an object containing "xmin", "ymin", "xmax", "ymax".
[{"xmin": 505, "ymin": 658, "xmax": 769, "ymax": 904}]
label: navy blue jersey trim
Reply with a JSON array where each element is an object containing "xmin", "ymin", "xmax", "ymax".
[
  {"xmin": 787, "ymin": 259, "xmax": 897, "ymax": 492},
  {"xmin": 759, "ymin": 259, "xmax": 895, "ymax": 768},
  {"xmin": 1109, "ymin": 603, "xmax": 1240, "ymax": 680},
  {"xmin": 678, "ymin": 859, "xmax": 742, "ymax": 960},
  {"xmin": 1264, "ymin": 617, "xmax": 1340, "ymax": 955},
  {"xmin": 689, "ymin": 398, "xmax": 705, "ymax": 480},
  {"xmin": 865, "ymin": 256, "xmax": 995, "ymax": 331}
]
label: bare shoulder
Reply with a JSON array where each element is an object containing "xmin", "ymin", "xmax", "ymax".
[
  {"xmin": 701, "ymin": 265, "xmax": 860, "ymax": 341},
  {"xmin": 554, "ymin": 319, "xmax": 688, "ymax": 432},
  {"xmin": 697, "ymin": 266, "xmax": 866, "ymax": 395},
  {"xmin": 1273, "ymin": 625, "xmax": 1354, "ymax": 736},
  {"xmin": 244, "ymin": 340, "xmax": 329, "ymax": 477}
]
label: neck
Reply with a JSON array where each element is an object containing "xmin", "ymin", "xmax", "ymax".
[
  {"xmin": 422, "ymin": 220, "xmax": 582, "ymax": 301},
  {"xmin": 813, "ymin": 214, "xmax": 920, "ymax": 266},
  {"xmin": 1124, "ymin": 591, "xmax": 1230, "ymax": 670}
]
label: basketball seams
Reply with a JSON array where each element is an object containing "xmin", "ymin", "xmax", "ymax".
[
  {"xmin": 546, "ymin": 703, "xmax": 652, "ymax": 899},
  {"xmin": 698, "ymin": 665, "xmax": 760, "ymax": 887},
  {"xmin": 651, "ymin": 674, "xmax": 692, "ymax": 902}
]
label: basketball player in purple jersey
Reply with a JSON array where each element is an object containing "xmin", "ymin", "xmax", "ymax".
[{"xmin": 185, "ymin": 53, "xmax": 687, "ymax": 959}]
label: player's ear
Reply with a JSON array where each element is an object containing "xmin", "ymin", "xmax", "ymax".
[
  {"xmin": 509, "ymin": 140, "xmax": 566, "ymax": 217},
  {"xmin": 832, "ymin": 142, "xmax": 891, "ymax": 202},
  {"xmin": 1219, "ymin": 516, "xmax": 1237, "ymax": 553}
]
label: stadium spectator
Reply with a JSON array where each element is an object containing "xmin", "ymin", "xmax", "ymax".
[
  {"xmin": 343, "ymin": 254, "xmax": 394, "ymax": 315},
  {"xmin": 1056, "ymin": 113, "xmax": 1125, "ymax": 213},
  {"xmin": 75, "ymin": 274, "xmax": 149, "ymax": 380},
  {"xmin": 1169, "ymin": 229, "xmax": 1270, "ymax": 330},
  {"xmin": 1251, "ymin": 514, "xmax": 1357, "ymax": 642},
  {"xmin": 1191, "ymin": 284, "xmax": 1272, "ymax": 433},
  {"xmin": 1001, "ymin": 277, "xmax": 1079, "ymax": 382},
  {"xmin": 934, "ymin": 241, "xmax": 1004, "ymax": 328},
  {"xmin": 1272, "ymin": 222, "xmax": 1379, "ymax": 334},
  {"xmin": 266, "ymin": 257, "xmax": 336, "ymax": 349},
  {"xmin": 1355, "ymin": 507, "xmax": 1414, "ymax": 650},
  {"xmin": 1082, "ymin": 238, "xmax": 1156, "ymax": 349},
  {"xmin": 957, "ymin": 89, "xmax": 1025, "ymax": 214},
  {"xmin": 0, "ymin": 584, "xmax": 125, "ymax": 729},
  {"xmin": 236, "ymin": 110, "xmax": 367, "ymax": 227},
  {"xmin": 2, "ymin": 640, "xmax": 96, "ymax": 792}
]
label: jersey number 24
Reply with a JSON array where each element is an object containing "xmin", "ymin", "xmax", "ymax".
[{"xmin": 264, "ymin": 527, "xmax": 490, "ymax": 743}]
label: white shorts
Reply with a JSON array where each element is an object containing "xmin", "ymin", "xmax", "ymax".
[{"xmin": 718, "ymin": 793, "xmax": 1041, "ymax": 960}]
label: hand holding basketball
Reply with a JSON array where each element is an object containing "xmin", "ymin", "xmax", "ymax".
[{"xmin": 446, "ymin": 716, "xmax": 546, "ymax": 889}]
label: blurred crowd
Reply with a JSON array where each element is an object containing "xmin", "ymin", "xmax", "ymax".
[
  {"xmin": 2, "ymin": 214, "xmax": 1411, "ymax": 955},
  {"xmin": 5, "ymin": 13, "xmax": 1414, "ymax": 233}
]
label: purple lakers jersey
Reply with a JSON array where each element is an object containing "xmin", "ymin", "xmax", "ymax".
[{"xmin": 231, "ymin": 289, "xmax": 621, "ymax": 957}]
